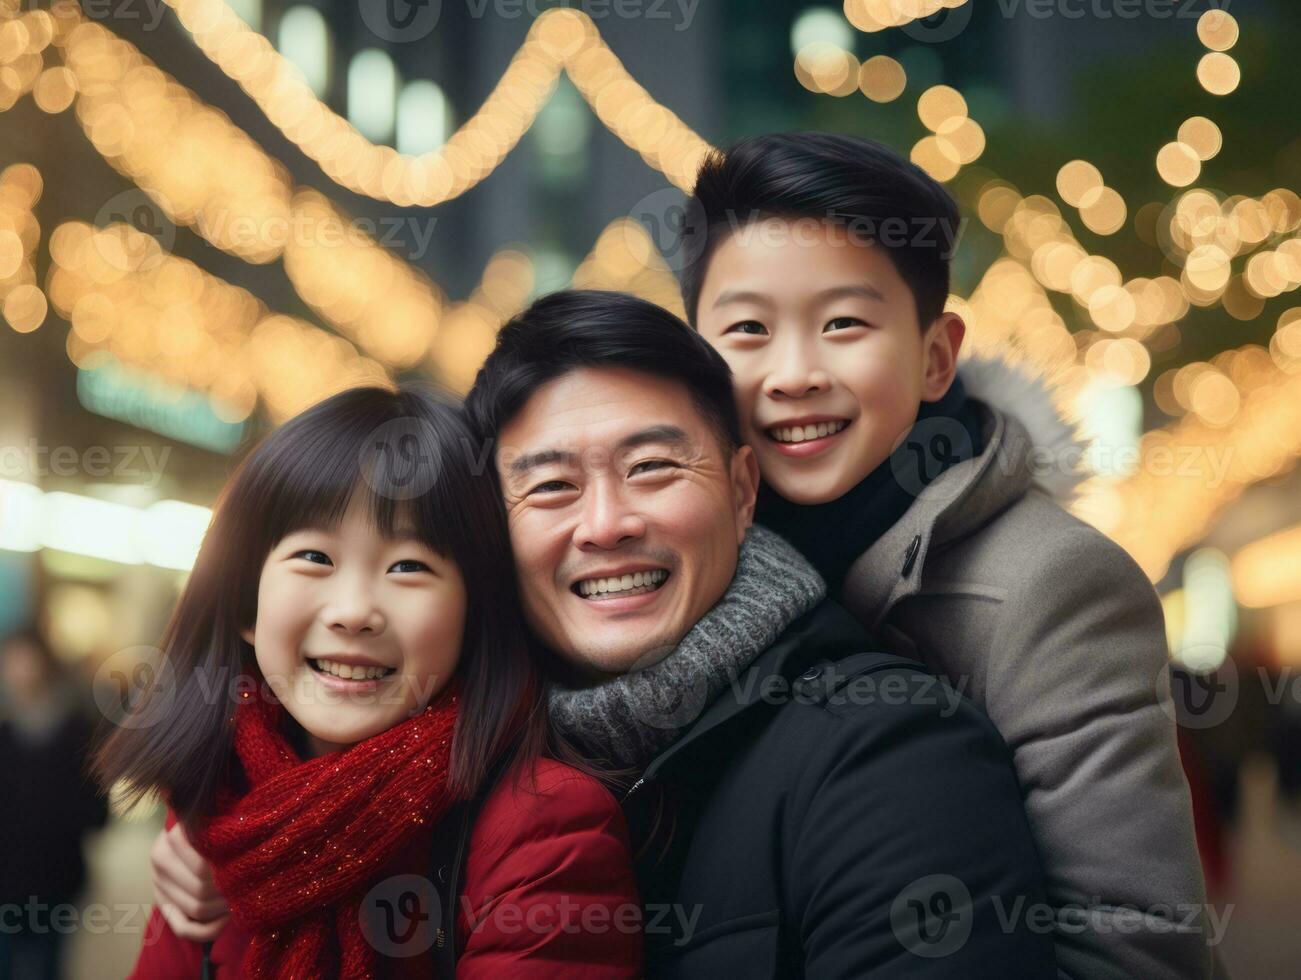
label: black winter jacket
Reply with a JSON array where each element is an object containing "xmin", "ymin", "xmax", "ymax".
[{"xmin": 626, "ymin": 600, "xmax": 1057, "ymax": 979}]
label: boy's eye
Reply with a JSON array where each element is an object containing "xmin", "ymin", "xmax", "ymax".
[
  {"xmin": 723, "ymin": 320, "xmax": 767, "ymax": 336},
  {"xmin": 293, "ymin": 549, "xmax": 332, "ymax": 566},
  {"xmin": 629, "ymin": 459, "xmax": 676, "ymax": 477},
  {"xmin": 825, "ymin": 316, "xmax": 868, "ymax": 332}
]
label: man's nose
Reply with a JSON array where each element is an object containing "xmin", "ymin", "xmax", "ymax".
[{"xmin": 574, "ymin": 483, "xmax": 646, "ymax": 551}]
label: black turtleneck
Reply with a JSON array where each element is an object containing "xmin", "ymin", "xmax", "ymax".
[{"xmin": 756, "ymin": 375, "xmax": 985, "ymax": 595}]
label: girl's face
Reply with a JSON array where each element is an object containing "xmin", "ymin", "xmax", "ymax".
[{"xmin": 239, "ymin": 493, "xmax": 467, "ymax": 757}]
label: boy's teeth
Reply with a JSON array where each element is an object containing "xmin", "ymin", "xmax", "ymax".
[
  {"xmin": 769, "ymin": 420, "xmax": 848, "ymax": 444},
  {"xmin": 577, "ymin": 568, "xmax": 668, "ymax": 597},
  {"xmin": 310, "ymin": 658, "xmax": 392, "ymax": 680}
]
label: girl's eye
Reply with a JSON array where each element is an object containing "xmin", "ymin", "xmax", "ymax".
[
  {"xmin": 724, "ymin": 320, "xmax": 767, "ymax": 337},
  {"xmin": 630, "ymin": 459, "xmax": 676, "ymax": 476},
  {"xmin": 293, "ymin": 549, "xmax": 332, "ymax": 566},
  {"xmin": 825, "ymin": 316, "xmax": 868, "ymax": 332},
  {"xmin": 390, "ymin": 559, "xmax": 430, "ymax": 574}
]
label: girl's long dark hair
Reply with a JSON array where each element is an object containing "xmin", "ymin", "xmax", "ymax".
[{"xmin": 93, "ymin": 383, "xmax": 551, "ymax": 823}]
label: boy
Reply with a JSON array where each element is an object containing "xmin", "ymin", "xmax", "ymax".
[{"xmin": 679, "ymin": 132, "xmax": 1212, "ymax": 980}]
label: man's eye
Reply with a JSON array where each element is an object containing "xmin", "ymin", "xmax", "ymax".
[
  {"xmin": 724, "ymin": 321, "xmax": 767, "ymax": 336},
  {"xmin": 630, "ymin": 459, "xmax": 676, "ymax": 476},
  {"xmin": 825, "ymin": 316, "xmax": 868, "ymax": 332},
  {"xmin": 292, "ymin": 549, "xmax": 332, "ymax": 566},
  {"xmin": 390, "ymin": 559, "xmax": 430, "ymax": 574},
  {"xmin": 528, "ymin": 480, "xmax": 574, "ymax": 495}
]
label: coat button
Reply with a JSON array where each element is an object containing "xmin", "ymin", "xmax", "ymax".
[
  {"xmin": 794, "ymin": 665, "xmax": 825, "ymax": 700},
  {"xmin": 902, "ymin": 534, "xmax": 921, "ymax": 577}
]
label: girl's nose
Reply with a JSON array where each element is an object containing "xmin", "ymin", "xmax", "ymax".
[{"xmin": 325, "ymin": 599, "xmax": 386, "ymax": 636}]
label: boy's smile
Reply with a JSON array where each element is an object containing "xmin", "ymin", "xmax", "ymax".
[
  {"xmin": 763, "ymin": 415, "xmax": 852, "ymax": 456},
  {"xmin": 695, "ymin": 217, "xmax": 964, "ymax": 505}
]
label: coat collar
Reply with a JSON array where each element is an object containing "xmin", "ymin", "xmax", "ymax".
[
  {"xmin": 838, "ymin": 352, "xmax": 1090, "ymax": 633},
  {"xmin": 634, "ymin": 602, "xmax": 865, "ymax": 786},
  {"xmin": 839, "ymin": 399, "xmax": 1034, "ymax": 632}
]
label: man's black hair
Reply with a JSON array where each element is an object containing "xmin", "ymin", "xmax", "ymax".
[
  {"xmin": 464, "ymin": 289, "xmax": 742, "ymax": 451},
  {"xmin": 678, "ymin": 131, "xmax": 962, "ymax": 330}
]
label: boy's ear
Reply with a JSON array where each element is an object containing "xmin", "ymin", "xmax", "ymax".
[
  {"xmin": 921, "ymin": 312, "xmax": 966, "ymax": 402},
  {"xmin": 730, "ymin": 444, "xmax": 761, "ymax": 541}
]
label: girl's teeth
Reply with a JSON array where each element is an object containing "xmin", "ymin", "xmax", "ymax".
[{"xmin": 311, "ymin": 659, "xmax": 390, "ymax": 680}]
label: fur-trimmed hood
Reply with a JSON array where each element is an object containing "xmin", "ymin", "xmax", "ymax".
[{"xmin": 956, "ymin": 352, "xmax": 1091, "ymax": 502}]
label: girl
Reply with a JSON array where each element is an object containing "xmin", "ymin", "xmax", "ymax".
[{"xmin": 94, "ymin": 384, "xmax": 642, "ymax": 978}]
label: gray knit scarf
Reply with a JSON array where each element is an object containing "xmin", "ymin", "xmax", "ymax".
[{"xmin": 547, "ymin": 526, "xmax": 826, "ymax": 770}]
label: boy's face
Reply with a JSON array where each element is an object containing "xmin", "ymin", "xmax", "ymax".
[{"xmin": 695, "ymin": 217, "xmax": 960, "ymax": 505}]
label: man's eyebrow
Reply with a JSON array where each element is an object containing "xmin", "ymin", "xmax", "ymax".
[
  {"xmin": 508, "ymin": 426, "xmax": 692, "ymax": 476},
  {"xmin": 615, "ymin": 425, "xmax": 692, "ymax": 453},
  {"xmin": 508, "ymin": 448, "xmax": 580, "ymax": 476}
]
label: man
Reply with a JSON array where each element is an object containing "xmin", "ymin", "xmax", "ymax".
[
  {"xmin": 149, "ymin": 290, "xmax": 1056, "ymax": 977},
  {"xmin": 464, "ymin": 289, "xmax": 1054, "ymax": 976}
]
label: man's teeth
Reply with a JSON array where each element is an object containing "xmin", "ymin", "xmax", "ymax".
[
  {"xmin": 309, "ymin": 659, "xmax": 393, "ymax": 680},
  {"xmin": 769, "ymin": 420, "xmax": 849, "ymax": 444},
  {"xmin": 577, "ymin": 569, "xmax": 668, "ymax": 598}
]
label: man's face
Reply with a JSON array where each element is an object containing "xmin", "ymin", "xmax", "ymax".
[
  {"xmin": 696, "ymin": 217, "xmax": 960, "ymax": 505},
  {"xmin": 497, "ymin": 367, "xmax": 759, "ymax": 677}
]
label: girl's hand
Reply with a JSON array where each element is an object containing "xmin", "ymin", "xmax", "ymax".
[{"xmin": 150, "ymin": 822, "xmax": 230, "ymax": 942}]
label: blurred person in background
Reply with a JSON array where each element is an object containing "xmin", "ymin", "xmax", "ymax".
[{"xmin": 0, "ymin": 628, "xmax": 108, "ymax": 980}]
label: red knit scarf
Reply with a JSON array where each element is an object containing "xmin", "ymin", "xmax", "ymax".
[{"xmin": 190, "ymin": 682, "xmax": 461, "ymax": 979}]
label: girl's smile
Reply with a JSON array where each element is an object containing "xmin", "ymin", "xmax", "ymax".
[{"xmin": 240, "ymin": 492, "xmax": 467, "ymax": 757}]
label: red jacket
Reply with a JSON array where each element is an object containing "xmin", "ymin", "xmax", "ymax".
[{"xmin": 129, "ymin": 758, "xmax": 643, "ymax": 978}]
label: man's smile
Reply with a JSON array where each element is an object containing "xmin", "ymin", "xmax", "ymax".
[{"xmin": 573, "ymin": 567, "xmax": 671, "ymax": 599}]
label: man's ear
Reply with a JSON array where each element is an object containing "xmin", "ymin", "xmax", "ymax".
[
  {"xmin": 921, "ymin": 312, "xmax": 966, "ymax": 402},
  {"xmin": 730, "ymin": 444, "xmax": 761, "ymax": 541}
]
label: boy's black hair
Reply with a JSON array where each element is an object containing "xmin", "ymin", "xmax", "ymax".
[
  {"xmin": 678, "ymin": 132, "xmax": 962, "ymax": 330},
  {"xmin": 464, "ymin": 289, "xmax": 741, "ymax": 451}
]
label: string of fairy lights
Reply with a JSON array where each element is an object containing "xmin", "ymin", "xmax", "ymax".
[
  {"xmin": 161, "ymin": 0, "xmax": 711, "ymax": 203},
  {"xmin": 0, "ymin": 1, "xmax": 683, "ymax": 421},
  {"xmin": 1, "ymin": 0, "xmax": 1298, "ymax": 602}
]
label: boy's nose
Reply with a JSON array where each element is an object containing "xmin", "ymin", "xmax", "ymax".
[{"xmin": 763, "ymin": 365, "xmax": 832, "ymax": 399}]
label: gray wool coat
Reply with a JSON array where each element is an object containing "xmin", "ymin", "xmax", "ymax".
[{"xmin": 838, "ymin": 355, "xmax": 1212, "ymax": 980}]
